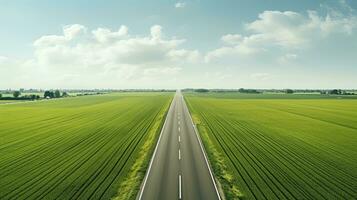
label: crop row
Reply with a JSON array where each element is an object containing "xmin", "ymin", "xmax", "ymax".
[
  {"xmin": 0, "ymin": 93, "xmax": 171, "ymax": 200},
  {"xmin": 186, "ymin": 96, "xmax": 357, "ymax": 199}
]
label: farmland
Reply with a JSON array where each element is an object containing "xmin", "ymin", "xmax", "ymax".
[
  {"xmin": 185, "ymin": 92, "xmax": 357, "ymax": 199},
  {"xmin": 0, "ymin": 93, "xmax": 172, "ymax": 200},
  {"xmin": 0, "ymin": 100, "xmax": 18, "ymax": 104}
]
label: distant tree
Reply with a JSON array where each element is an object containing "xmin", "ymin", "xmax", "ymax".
[
  {"xmin": 194, "ymin": 89, "xmax": 209, "ymax": 93},
  {"xmin": 238, "ymin": 88, "xmax": 260, "ymax": 94},
  {"xmin": 0, "ymin": 93, "xmax": 2, "ymax": 98},
  {"xmin": 329, "ymin": 89, "xmax": 341, "ymax": 95},
  {"xmin": 62, "ymin": 92, "xmax": 69, "ymax": 97},
  {"xmin": 13, "ymin": 91, "xmax": 21, "ymax": 98},
  {"xmin": 29, "ymin": 94, "xmax": 38, "ymax": 100},
  {"xmin": 54, "ymin": 90, "xmax": 61, "ymax": 98},
  {"xmin": 286, "ymin": 89, "xmax": 294, "ymax": 94},
  {"xmin": 44, "ymin": 91, "xmax": 54, "ymax": 98}
]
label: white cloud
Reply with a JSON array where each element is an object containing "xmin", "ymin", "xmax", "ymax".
[
  {"xmin": 0, "ymin": 56, "xmax": 9, "ymax": 64},
  {"xmin": 34, "ymin": 24, "xmax": 86, "ymax": 47},
  {"xmin": 175, "ymin": 2, "xmax": 186, "ymax": 8},
  {"xmin": 150, "ymin": 25, "xmax": 163, "ymax": 40},
  {"xmin": 167, "ymin": 49, "xmax": 201, "ymax": 63},
  {"xmin": 206, "ymin": 5, "xmax": 357, "ymax": 63},
  {"xmin": 205, "ymin": 45, "xmax": 259, "ymax": 63},
  {"xmin": 92, "ymin": 25, "xmax": 128, "ymax": 43},
  {"xmin": 143, "ymin": 67, "xmax": 181, "ymax": 76},
  {"xmin": 63, "ymin": 24, "xmax": 87, "ymax": 40},
  {"xmin": 278, "ymin": 53, "xmax": 298, "ymax": 64},
  {"xmin": 221, "ymin": 34, "xmax": 243, "ymax": 45},
  {"xmin": 0, "ymin": 24, "xmax": 199, "ymax": 88}
]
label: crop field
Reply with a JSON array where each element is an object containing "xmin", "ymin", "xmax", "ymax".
[
  {"xmin": 185, "ymin": 92, "xmax": 357, "ymax": 199},
  {"xmin": 0, "ymin": 93, "xmax": 172, "ymax": 200},
  {"xmin": 0, "ymin": 100, "xmax": 18, "ymax": 104}
]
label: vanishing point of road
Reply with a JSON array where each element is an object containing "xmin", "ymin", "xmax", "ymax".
[{"xmin": 137, "ymin": 91, "xmax": 221, "ymax": 200}]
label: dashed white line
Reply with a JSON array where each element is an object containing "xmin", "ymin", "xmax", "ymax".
[
  {"xmin": 179, "ymin": 149, "xmax": 181, "ymax": 160},
  {"xmin": 178, "ymin": 136, "xmax": 181, "ymax": 142},
  {"xmin": 178, "ymin": 127, "xmax": 180, "ymax": 132},
  {"xmin": 179, "ymin": 175, "xmax": 182, "ymax": 199}
]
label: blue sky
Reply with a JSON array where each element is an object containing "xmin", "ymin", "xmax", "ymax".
[{"xmin": 0, "ymin": 0, "xmax": 356, "ymax": 89}]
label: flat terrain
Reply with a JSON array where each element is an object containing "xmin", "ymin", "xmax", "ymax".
[
  {"xmin": 185, "ymin": 92, "xmax": 357, "ymax": 199},
  {"xmin": 0, "ymin": 100, "xmax": 18, "ymax": 104},
  {"xmin": 0, "ymin": 93, "xmax": 172, "ymax": 200},
  {"xmin": 139, "ymin": 92, "xmax": 220, "ymax": 200}
]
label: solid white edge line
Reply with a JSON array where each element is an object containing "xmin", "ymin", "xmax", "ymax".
[
  {"xmin": 182, "ymin": 96, "xmax": 222, "ymax": 200},
  {"xmin": 137, "ymin": 97, "xmax": 175, "ymax": 200},
  {"xmin": 179, "ymin": 174, "xmax": 182, "ymax": 199}
]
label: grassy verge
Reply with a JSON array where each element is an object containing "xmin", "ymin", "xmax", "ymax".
[{"xmin": 112, "ymin": 98, "xmax": 172, "ymax": 200}]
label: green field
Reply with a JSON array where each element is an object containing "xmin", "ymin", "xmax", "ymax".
[
  {"xmin": 0, "ymin": 100, "xmax": 19, "ymax": 104},
  {"xmin": 0, "ymin": 93, "xmax": 172, "ymax": 200},
  {"xmin": 185, "ymin": 92, "xmax": 357, "ymax": 199}
]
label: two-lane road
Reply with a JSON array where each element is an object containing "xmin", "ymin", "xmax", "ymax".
[{"xmin": 138, "ymin": 91, "xmax": 221, "ymax": 200}]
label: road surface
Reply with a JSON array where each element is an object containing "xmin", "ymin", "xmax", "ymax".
[{"xmin": 138, "ymin": 91, "xmax": 221, "ymax": 200}]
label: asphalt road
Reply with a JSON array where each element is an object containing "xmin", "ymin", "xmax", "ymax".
[{"xmin": 138, "ymin": 91, "xmax": 221, "ymax": 200}]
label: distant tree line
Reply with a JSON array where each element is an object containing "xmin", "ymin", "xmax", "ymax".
[
  {"xmin": 0, "ymin": 90, "xmax": 70, "ymax": 101},
  {"xmin": 44, "ymin": 90, "xmax": 69, "ymax": 98},
  {"xmin": 0, "ymin": 91, "xmax": 40, "ymax": 100},
  {"xmin": 76, "ymin": 92, "xmax": 105, "ymax": 96},
  {"xmin": 194, "ymin": 89, "xmax": 210, "ymax": 93},
  {"xmin": 238, "ymin": 88, "xmax": 261, "ymax": 94},
  {"xmin": 181, "ymin": 88, "xmax": 356, "ymax": 96},
  {"xmin": 321, "ymin": 89, "xmax": 355, "ymax": 95},
  {"xmin": 285, "ymin": 89, "xmax": 294, "ymax": 94}
]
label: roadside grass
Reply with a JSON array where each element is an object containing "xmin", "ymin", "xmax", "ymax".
[
  {"xmin": 0, "ymin": 92, "xmax": 172, "ymax": 200},
  {"xmin": 185, "ymin": 93, "xmax": 357, "ymax": 199}
]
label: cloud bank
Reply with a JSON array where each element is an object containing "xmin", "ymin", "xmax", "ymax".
[{"xmin": 1, "ymin": 24, "xmax": 200, "ymax": 88}]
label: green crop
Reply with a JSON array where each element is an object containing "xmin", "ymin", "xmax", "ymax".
[
  {"xmin": 0, "ymin": 92, "xmax": 172, "ymax": 200},
  {"xmin": 185, "ymin": 93, "xmax": 357, "ymax": 199}
]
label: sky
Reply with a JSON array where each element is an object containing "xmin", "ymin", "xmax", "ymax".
[{"xmin": 0, "ymin": 0, "xmax": 356, "ymax": 89}]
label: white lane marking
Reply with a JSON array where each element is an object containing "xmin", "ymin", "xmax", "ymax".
[
  {"xmin": 179, "ymin": 175, "xmax": 182, "ymax": 199},
  {"xmin": 178, "ymin": 136, "xmax": 181, "ymax": 142},
  {"xmin": 178, "ymin": 127, "xmax": 180, "ymax": 132},
  {"xmin": 137, "ymin": 100, "xmax": 173, "ymax": 200},
  {"xmin": 179, "ymin": 149, "xmax": 181, "ymax": 160},
  {"xmin": 183, "ymin": 98, "xmax": 222, "ymax": 200},
  {"xmin": 178, "ymin": 120, "xmax": 180, "ymax": 125}
]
